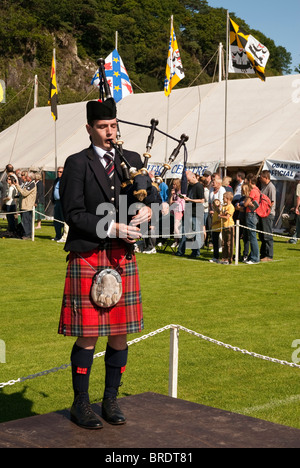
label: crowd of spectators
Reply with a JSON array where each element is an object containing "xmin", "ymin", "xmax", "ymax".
[
  {"xmin": 1, "ymin": 163, "xmax": 299, "ymax": 264},
  {"xmin": 0, "ymin": 164, "xmax": 45, "ymax": 239},
  {"xmin": 140, "ymin": 169, "xmax": 282, "ymax": 265}
]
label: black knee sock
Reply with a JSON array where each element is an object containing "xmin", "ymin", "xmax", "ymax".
[
  {"xmin": 71, "ymin": 343, "xmax": 95, "ymax": 400},
  {"xmin": 104, "ymin": 344, "xmax": 128, "ymax": 399}
]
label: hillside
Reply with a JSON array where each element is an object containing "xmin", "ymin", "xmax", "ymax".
[{"xmin": 0, "ymin": 0, "xmax": 293, "ymax": 132}]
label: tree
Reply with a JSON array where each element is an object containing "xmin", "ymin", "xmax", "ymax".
[{"xmin": 0, "ymin": 0, "xmax": 294, "ymax": 132}]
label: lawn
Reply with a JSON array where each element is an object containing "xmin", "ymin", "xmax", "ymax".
[{"xmin": 0, "ymin": 220, "xmax": 299, "ymax": 430}]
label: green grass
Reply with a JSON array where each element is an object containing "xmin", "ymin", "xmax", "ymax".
[{"xmin": 0, "ymin": 219, "xmax": 300, "ymax": 430}]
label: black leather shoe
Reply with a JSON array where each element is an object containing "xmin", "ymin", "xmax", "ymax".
[
  {"xmin": 70, "ymin": 395, "xmax": 103, "ymax": 430},
  {"xmin": 102, "ymin": 397, "xmax": 126, "ymax": 425}
]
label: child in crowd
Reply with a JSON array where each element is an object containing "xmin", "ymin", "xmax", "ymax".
[
  {"xmin": 209, "ymin": 198, "xmax": 222, "ymax": 263},
  {"xmin": 219, "ymin": 192, "xmax": 235, "ymax": 264},
  {"xmin": 169, "ymin": 178, "xmax": 185, "ymax": 247}
]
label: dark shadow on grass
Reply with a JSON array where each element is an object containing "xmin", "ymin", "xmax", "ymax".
[
  {"xmin": 34, "ymin": 234, "xmax": 54, "ymax": 240},
  {"xmin": 0, "ymin": 387, "xmax": 37, "ymax": 423}
]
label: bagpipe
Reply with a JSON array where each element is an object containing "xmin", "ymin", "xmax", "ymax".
[{"xmin": 96, "ymin": 58, "xmax": 189, "ymax": 210}]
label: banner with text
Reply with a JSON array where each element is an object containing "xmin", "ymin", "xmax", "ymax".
[
  {"xmin": 147, "ymin": 161, "xmax": 219, "ymax": 179},
  {"xmin": 263, "ymin": 159, "xmax": 300, "ymax": 181}
]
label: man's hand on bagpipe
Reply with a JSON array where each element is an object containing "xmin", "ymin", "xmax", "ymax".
[{"xmin": 110, "ymin": 222, "xmax": 142, "ymax": 244}]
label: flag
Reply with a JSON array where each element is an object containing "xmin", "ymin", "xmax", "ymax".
[
  {"xmin": 229, "ymin": 17, "xmax": 270, "ymax": 81},
  {"xmin": 245, "ymin": 35, "xmax": 270, "ymax": 80},
  {"xmin": 91, "ymin": 49, "xmax": 133, "ymax": 103},
  {"xmin": 48, "ymin": 53, "xmax": 58, "ymax": 121},
  {"xmin": 164, "ymin": 18, "xmax": 185, "ymax": 96},
  {"xmin": 0, "ymin": 80, "xmax": 6, "ymax": 104}
]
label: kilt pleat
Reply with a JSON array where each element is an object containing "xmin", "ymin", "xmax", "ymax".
[{"xmin": 58, "ymin": 241, "xmax": 143, "ymax": 337}]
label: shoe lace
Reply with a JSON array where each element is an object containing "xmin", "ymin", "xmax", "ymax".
[
  {"xmin": 76, "ymin": 394, "xmax": 94, "ymax": 415},
  {"xmin": 103, "ymin": 396, "xmax": 121, "ymax": 412}
]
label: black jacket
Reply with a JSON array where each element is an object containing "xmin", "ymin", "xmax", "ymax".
[{"xmin": 59, "ymin": 146, "xmax": 143, "ymax": 252}]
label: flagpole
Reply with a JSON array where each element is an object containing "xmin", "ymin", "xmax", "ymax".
[
  {"xmin": 224, "ymin": 10, "xmax": 229, "ymax": 177},
  {"xmin": 115, "ymin": 31, "xmax": 118, "ymax": 51},
  {"xmin": 53, "ymin": 48, "xmax": 58, "ymax": 175},
  {"xmin": 218, "ymin": 43, "xmax": 223, "ymax": 83},
  {"xmin": 34, "ymin": 75, "xmax": 38, "ymax": 108},
  {"xmin": 55, "ymin": 120, "xmax": 57, "ymax": 175},
  {"xmin": 165, "ymin": 15, "xmax": 173, "ymax": 163},
  {"xmin": 165, "ymin": 96, "xmax": 170, "ymax": 163}
]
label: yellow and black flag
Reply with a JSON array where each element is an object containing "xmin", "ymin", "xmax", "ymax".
[
  {"xmin": 0, "ymin": 80, "xmax": 6, "ymax": 103},
  {"xmin": 164, "ymin": 16, "xmax": 185, "ymax": 97},
  {"xmin": 229, "ymin": 17, "xmax": 270, "ymax": 81},
  {"xmin": 48, "ymin": 51, "xmax": 58, "ymax": 121}
]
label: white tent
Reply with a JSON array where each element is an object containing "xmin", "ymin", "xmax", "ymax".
[{"xmin": 1, "ymin": 74, "xmax": 299, "ymax": 172}]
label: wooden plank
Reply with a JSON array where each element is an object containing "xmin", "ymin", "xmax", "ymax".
[{"xmin": 0, "ymin": 393, "xmax": 299, "ymax": 448}]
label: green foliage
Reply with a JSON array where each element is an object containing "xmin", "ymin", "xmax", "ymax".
[{"xmin": 0, "ymin": 0, "xmax": 293, "ymax": 132}]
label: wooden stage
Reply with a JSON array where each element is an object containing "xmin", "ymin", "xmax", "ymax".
[{"xmin": 0, "ymin": 392, "xmax": 299, "ymax": 448}]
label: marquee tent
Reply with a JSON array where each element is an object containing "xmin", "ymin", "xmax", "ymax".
[{"xmin": 0, "ymin": 73, "xmax": 299, "ymax": 173}]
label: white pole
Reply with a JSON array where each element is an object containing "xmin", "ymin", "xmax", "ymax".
[
  {"xmin": 168, "ymin": 325, "xmax": 179, "ymax": 398},
  {"xmin": 224, "ymin": 11, "xmax": 229, "ymax": 177},
  {"xmin": 53, "ymin": 48, "xmax": 58, "ymax": 175},
  {"xmin": 218, "ymin": 43, "xmax": 223, "ymax": 82},
  {"xmin": 235, "ymin": 220, "xmax": 240, "ymax": 265},
  {"xmin": 165, "ymin": 15, "xmax": 173, "ymax": 163},
  {"xmin": 31, "ymin": 207, "xmax": 35, "ymax": 242},
  {"xmin": 165, "ymin": 96, "xmax": 170, "ymax": 163},
  {"xmin": 34, "ymin": 75, "xmax": 38, "ymax": 108},
  {"xmin": 115, "ymin": 31, "xmax": 118, "ymax": 51}
]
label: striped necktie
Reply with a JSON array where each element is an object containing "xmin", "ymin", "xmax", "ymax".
[{"xmin": 103, "ymin": 152, "xmax": 114, "ymax": 179}]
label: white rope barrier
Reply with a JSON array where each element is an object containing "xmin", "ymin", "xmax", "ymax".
[
  {"xmin": 1, "ymin": 324, "xmax": 299, "ymax": 392},
  {"xmin": 0, "ymin": 208, "xmax": 65, "ymax": 242},
  {"xmin": 0, "ymin": 208, "xmax": 63, "ymax": 224}
]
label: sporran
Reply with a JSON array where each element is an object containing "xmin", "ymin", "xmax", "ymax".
[
  {"xmin": 76, "ymin": 251, "xmax": 126, "ymax": 309},
  {"xmin": 91, "ymin": 268, "xmax": 122, "ymax": 308}
]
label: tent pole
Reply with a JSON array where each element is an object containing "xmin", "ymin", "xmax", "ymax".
[
  {"xmin": 256, "ymin": 159, "xmax": 266, "ymax": 177},
  {"xmin": 224, "ymin": 10, "xmax": 229, "ymax": 177}
]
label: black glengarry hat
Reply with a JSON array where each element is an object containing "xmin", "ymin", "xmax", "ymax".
[{"xmin": 87, "ymin": 98, "xmax": 117, "ymax": 122}]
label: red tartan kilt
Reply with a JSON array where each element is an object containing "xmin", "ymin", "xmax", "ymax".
[{"xmin": 58, "ymin": 241, "xmax": 143, "ymax": 337}]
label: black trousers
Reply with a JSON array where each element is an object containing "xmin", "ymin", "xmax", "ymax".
[
  {"xmin": 258, "ymin": 214, "xmax": 274, "ymax": 259},
  {"xmin": 21, "ymin": 210, "xmax": 32, "ymax": 237}
]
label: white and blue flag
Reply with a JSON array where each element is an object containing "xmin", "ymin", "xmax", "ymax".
[{"xmin": 91, "ymin": 49, "xmax": 133, "ymax": 103}]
